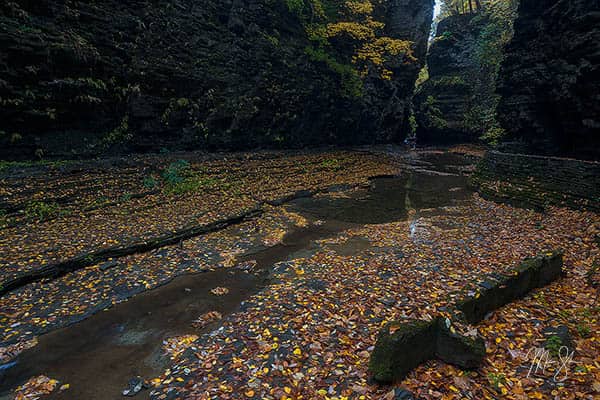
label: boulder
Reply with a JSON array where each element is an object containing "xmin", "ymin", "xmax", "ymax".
[
  {"xmin": 435, "ymin": 319, "xmax": 485, "ymax": 369},
  {"xmin": 369, "ymin": 319, "xmax": 438, "ymax": 383},
  {"xmin": 369, "ymin": 317, "xmax": 485, "ymax": 383}
]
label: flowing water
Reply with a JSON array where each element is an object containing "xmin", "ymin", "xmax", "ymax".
[{"xmin": 0, "ymin": 152, "xmax": 474, "ymax": 399}]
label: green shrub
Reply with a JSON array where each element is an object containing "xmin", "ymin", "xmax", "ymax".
[
  {"xmin": 285, "ymin": 0, "xmax": 305, "ymax": 15},
  {"xmin": 158, "ymin": 160, "xmax": 219, "ymax": 194},
  {"xmin": 305, "ymin": 46, "xmax": 363, "ymax": 98},
  {"xmin": 161, "ymin": 160, "xmax": 190, "ymax": 185},
  {"xmin": 487, "ymin": 372, "xmax": 506, "ymax": 392},
  {"xmin": 25, "ymin": 201, "xmax": 63, "ymax": 221},
  {"xmin": 421, "ymin": 96, "xmax": 448, "ymax": 130},
  {"xmin": 480, "ymin": 125, "xmax": 505, "ymax": 145},
  {"xmin": 576, "ymin": 323, "xmax": 591, "ymax": 338},
  {"xmin": 409, "ymin": 113, "xmax": 418, "ymax": 136},
  {"xmin": 143, "ymin": 176, "xmax": 159, "ymax": 189},
  {"xmin": 545, "ymin": 335, "xmax": 562, "ymax": 357},
  {"xmin": 436, "ymin": 31, "xmax": 453, "ymax": 42},
  {"xmin": 165, "ymin": 172, "xmax": 219, "ymax": 195},
  {"xmin": 321, "ymin": 158, "xmax": 342, "ymax": 170},
  {"xmin": 101, "ymin": 115, "xmax": 131, "ymax": 147}
]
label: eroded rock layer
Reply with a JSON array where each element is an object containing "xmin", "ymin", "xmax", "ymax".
[
  {"xmin": 497, "ymin": 0, "xmax": 600, "ymax": 159},
  {"xmin": 0, "ymin": 1, "xmax": 433, "ymax": 159},
  {"xmin": 414, "ymin": 14, "xmax": 487, "ymax": 143}
]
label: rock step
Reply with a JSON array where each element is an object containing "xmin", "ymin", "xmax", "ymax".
[
  {"xmin": 369, "ymin": 251, "xmax": 563, "ymax": 384},
  {"xmin": 456, "ymin": 251, "xmax": 564, "ymax": 324}
]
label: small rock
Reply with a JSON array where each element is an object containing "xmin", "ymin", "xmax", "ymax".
[
  {"xmin": 478, "ymin": 280, "xmax": 496, "ymax": 290},
  {"xmin": 379, "ymin": 297, "xmax": 396, "ymax": 307},
  {"xmin": 542, "ymin": 325, "xmax": 574, "ymax": 353},
  {"xmin": 122, "ymin": 376, "xmax": 145, "ymax": 397},
  {"xmin": 304, "ymin": 279, "xmax": 328, "ymax": 292},
  {"xmin": 393, "ymin": 388, "xmax": 417, "ymax": 400},
  {"xmin": 99, "ymin": 260, "xmax": 118, "ymax": 271}
]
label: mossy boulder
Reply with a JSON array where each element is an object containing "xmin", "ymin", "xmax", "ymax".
[
  {"xmin": 369, "ymin": 319, "xmax": 437, "ymax": 383},
  {"xmin": 369, "ymin": 318, "xmax": 485, "ymax": 384},
  {"xmin": 435, "ymin": 318, "xmax": 485, "ymax": 369},
  {"xmin": 369, "ymin": 251, "xmax": 564, "ymax": 384}
]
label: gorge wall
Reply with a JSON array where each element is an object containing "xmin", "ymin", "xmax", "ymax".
[
  {"xmin": 471, "ymin": 151, "xmax": 600, "ymax": 212},
  {"xmin": 497, "ymin": 0, "xmax": 600, "ymax": 160},
  {"xmin": 0, "ymin": 0, "xmax": 434, "ymax": 159},
  {"xmin": 414, "ymin": 2, "xmax": 516, "ymax": 146},
  {"xmin": 414, "ymin": 13, "xmax": 487, "ymax": 144}
]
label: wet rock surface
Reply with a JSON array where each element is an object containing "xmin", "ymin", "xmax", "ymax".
[{"xmin": 1, "ymin": 150, "xmax": 598, "ymax": 399}]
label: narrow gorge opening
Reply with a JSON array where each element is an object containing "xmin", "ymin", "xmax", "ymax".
[{"xmin": 413, "ymin": 0, "xmax": 519, "ymax": 147}]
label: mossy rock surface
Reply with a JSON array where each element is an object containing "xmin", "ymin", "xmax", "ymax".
[
  {"xmin": 0, "ymin": 0, "xmax": 434, "ymax": 159},
  {"xmin": 370, "ymin": 252, "xmax": 564, "ymax": 384},
  {"xmin": 457, "ymin": 252, "xmax": 563, "ymax": 324},
  {"xmin": 369, "ymin": 319, "xmax": 437, "ymax": 383},
  {"xmin": 369, "ymin": 318, "xmax": 485, "ymax": 384}
]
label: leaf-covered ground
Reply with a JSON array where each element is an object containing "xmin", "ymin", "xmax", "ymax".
[
  {"xmin": 0, "ymin": 151, "xmax": 396, "ymax": 282},
  {"xmin": 146, "ymin": 198, "xmax": 599, "ymax": 400},
  {"xmin": 0, "ymin": 205, "xmax": 309, "ymax": 348},
  {"xmin": 1, "ymin": 148, "xmax": 598, "ymax": 399}
]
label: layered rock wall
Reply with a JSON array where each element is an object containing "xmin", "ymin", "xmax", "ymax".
[
  {"xmin": 497, "ymin": 0, "xmax": 600, "ymax": 159},
  {"xmin": 471, "ymin": 151, "xmax": 600, "ymax": 212},
  {"xmin": 0, "ymin": 0, "xmax": 433, "ymax": 159},
  {"xmin": 414, "ymin": 14, "xmax": 486, "ymax": 143}
]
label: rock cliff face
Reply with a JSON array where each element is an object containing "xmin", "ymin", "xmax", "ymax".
[
  {"xmin": 0, "ymin": 0, "xmax": 433, "ymax": 159},
  {"xmin": 414, "ymin": 14, "xmax": 487, "ymax": 144},
  {"xmin": 497, "ymin": 0, "xmax": 600, "ymax": 160}
]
